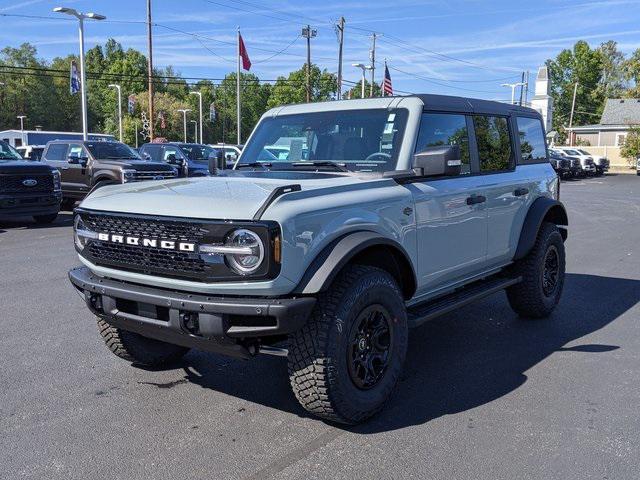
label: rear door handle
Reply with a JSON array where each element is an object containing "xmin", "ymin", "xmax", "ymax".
[
  {"xmin": 514, "ymin": 187, "xmax": 529, "ymax": 197},
  {"xmin": 466, "ymin": 194, "xmax": 486, "ymax": 205}
]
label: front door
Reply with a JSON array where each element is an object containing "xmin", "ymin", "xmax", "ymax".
[
  {"xmin": 409, "ymin": 112, "xmax": 488, "ymax": 297},
  {"xmin": 66, "ymin": 143, "xmax": 92, "ymax": 196}
]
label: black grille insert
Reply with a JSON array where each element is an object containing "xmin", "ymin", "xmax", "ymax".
[{"xmin": 0, "ymin": 174, "xmax": 54, "ymax": 193}]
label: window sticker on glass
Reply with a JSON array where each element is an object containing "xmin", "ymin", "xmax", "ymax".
[{"xmin": 387, "ymin": 113, "xmax": 396, "ymax": 122}]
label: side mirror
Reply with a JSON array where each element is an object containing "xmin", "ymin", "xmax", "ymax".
[
  {"xmin": 68, "ymin": 153, "xmax": 88, "ymax": 165},
  {"xmin": 413, "ymin": 145, "xmax": 462, "ymax": 177},
  {"xmin": 166, "ymin": 153, "xmax": 178, "ymax": 163}
]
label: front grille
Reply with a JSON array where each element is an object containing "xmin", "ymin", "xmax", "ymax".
[
  {"xmin": 78, "ymin": 210, "xmax": 279, "ymax": 282},
  {"xmin": 133, "ymin": 170, "xmax": 178, "ymax": 181},
  {"xmin": 0, "ymin": 174, "xmax": 54, "ymax": 193}
]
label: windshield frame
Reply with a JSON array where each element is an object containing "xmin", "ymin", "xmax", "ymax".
[{"xmin": 237, "ymin": 107, "xmax": 410, "ymax": 173}]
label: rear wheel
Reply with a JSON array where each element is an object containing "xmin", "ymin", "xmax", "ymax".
[
  {"xmin": 288, "ymin": 265, "xmax": 408, "ymax": 424},
  {"xmin": 32, "ymin": 213, "xmax": 58, "ymax": 224},
  {"xmin": 507, "ymin": 222, "xmax": 565, "ymax": 318},
  {"xmin": 97, "ymin": 318, "xmax": 189, "ymax": 367}
]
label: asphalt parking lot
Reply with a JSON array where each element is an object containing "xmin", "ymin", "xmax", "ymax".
[{"xmin": 1, "ymin": 174, "xmax": 639, "ymax": 480}]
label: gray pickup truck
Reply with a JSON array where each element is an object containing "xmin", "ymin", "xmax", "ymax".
[{"xmin": 69, "ymin": 95, "xmax": 568, "ymax": 424}]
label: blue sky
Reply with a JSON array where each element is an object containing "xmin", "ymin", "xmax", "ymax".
[{"xmin": 2, "ymin": 0, "xmax": 640, "ymax": 101}]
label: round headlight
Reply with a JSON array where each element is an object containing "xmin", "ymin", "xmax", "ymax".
[{"xmin": 225, "ymin": 229, "xmax": 264, "ymax": 275}]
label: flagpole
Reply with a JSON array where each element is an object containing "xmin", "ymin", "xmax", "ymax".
[
  {"xmin": 236, "ymin": 27, "xmax": 241, "ymax": 145},
  {"xmin": 382, "ymin": 59, "xmax": 386, "ymax": 97}
]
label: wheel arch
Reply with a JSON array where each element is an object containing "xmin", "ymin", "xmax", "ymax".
[
  {"xmin": 293, "ymin": 231, "xmax": 417, "ymax": 300},
  {"xmin": 514, "ymin": 196, "xmax": 568, "ymax": 261},
  {"xmin": 91, "ymin": 173, "xmax": 119, "ymax": 187}
]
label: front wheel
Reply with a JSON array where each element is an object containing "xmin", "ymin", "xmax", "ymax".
[
  {"xmin": 288, "ymin": 265, "xmax": 408, "ymax": 424},
  {"xmin": 507, "ymin": 222, "xmax": 565, "ymax": 318},
  {"xmin": 97, "ymin": 318, "xmax": 189, "ymax": 367}
]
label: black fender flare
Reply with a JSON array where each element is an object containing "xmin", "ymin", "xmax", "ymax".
[
  {"xmin": 293, "ymin": 231, "xmax": 417, "ymax": 299},
  {"xmin": 514, "ymin": 197, "xmax": 568, "ymax": 261},
  {"xmin": 91, "ymin": 173, "xmax": 119, "ymax": 187}
]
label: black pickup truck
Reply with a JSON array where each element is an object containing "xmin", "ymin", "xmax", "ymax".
[{"xmin": 0, "ymin": 140, "xmax": 61, "ymax": 224}]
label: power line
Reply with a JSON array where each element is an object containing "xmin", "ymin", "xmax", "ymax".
[{"xmin": 388, "ymin": 65, "xmax": 502, "ymax": 94}]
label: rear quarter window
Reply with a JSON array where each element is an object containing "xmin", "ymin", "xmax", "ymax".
[{"xmin": 516, "ymin": 116, "xmax": 547, "ymax": 164}]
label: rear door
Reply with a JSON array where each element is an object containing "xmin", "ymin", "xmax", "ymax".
[
  {"xmin": 408, "ymin": 112, "xmax": 488, "ymax": 296},
  {"xmin": 472, "ymin": 114, "xmax": 537, "ymax": 266}
]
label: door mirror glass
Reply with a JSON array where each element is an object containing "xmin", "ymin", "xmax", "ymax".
[{"xmin": 413, "ymin": 145, "xmax": 462, "ymax": 177}]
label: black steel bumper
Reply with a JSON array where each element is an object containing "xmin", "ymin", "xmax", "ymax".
[
  {"xmin": 0, "ymin": 192, "xmax": 61, "ymax": 217},
  {"xmin": 69, "ymin": 267, "xmax": 316, "ymax": 359}
]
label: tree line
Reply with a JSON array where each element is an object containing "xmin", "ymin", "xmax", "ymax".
[
  {"xmin": 2, "ymin": 38, "xmax": 640, "ymax": 150},
  {"xmin": 0, "ymin": 40, "xmax": 370, "ymax": 146},
  {"xmin": 546, "ymin": 40, "xmax": 640, "ymax": 142}
]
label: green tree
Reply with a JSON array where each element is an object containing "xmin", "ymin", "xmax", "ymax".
[
  {"xmin": 0, "ymin": 43, "xmax": 60, "ymax": 133},
  {"xmin": 622, "ymin": 48, "xmax": 640, "ymax": 98},
  {"xmin": 620, "ymin": 126, "xmax": 640, "ymax": 167},
  {"xmin": 267, "ymin": 64, "xmax": 336, "ymax": 108},
  {"xmin": 597, "ymin": 40, "xmax": 626, "ymax": 99},
  {"xmin": 546, "ymin": 40, "xmax": 605, "ymax": 141},
  {"xmin": 343, "ymin": 80, "xmax": 381, "ymax": 100}
]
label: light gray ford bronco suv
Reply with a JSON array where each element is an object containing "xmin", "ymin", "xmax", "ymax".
[{"xmin": 69, "ymin": 95, "xmax": 568, "ymax": 424}]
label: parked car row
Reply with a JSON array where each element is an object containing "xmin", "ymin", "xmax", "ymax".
[{"xmin": 549, "ymin": 146, "xmax": 609, "ymax": 179}]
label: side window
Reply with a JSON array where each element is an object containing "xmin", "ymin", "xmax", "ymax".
[
  {"xmin": 163, "ymin": 146, "xmax": 181, "ymax": 161},
  {"xmin": 473, "ymin": 116, "xmax": 513, "ymax": 172},
  {"xmin": 414, "ymin": 113, "xmax": 471, "ymax": 175},
  {"xmin": 142, "ymin": 145, "xmax": 160, "ymax": 161},
  {"xmin": 516, "ymin": 117, "xmax": 547, "ymax": 163},
  {"xmin": 45, "ymin": 143, "xmax": 68, "ymax": 161},
  {"xmin": 68, "ymin": 144, "xmax": 87, "ymax": 158},
  {"xmin": 224, "ymin": 148, "xmax": 238, "ymax": 162}
]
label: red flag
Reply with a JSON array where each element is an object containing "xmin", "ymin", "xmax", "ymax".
[{"xmin": 239, "ymin": 33, "xmax": 251, "ymax": 71}]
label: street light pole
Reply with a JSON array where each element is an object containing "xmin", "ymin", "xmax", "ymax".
[
  {"xmin": 501, "ymin": 82, "xmax": 526, "ymax": 105},
  {"xmin": 177, "ymin": 109, "xmax": 191, "ymax": 143},
  {"xmin": 190, "ymin": 120, "xmax": 198, "ymax": 143},
  {"xmin": 17, "ymin": 115, "xmax": 26, "ymax": 145},
  {"xmin": 190, "ymin": 91, "xmax": 203, "ymax": 144},
  {"xmin": 108, "ymin": 84, "xmax": 122, "ymax": 142},
  {"xmin": 54, "ymin": 7, "xmax": 106, "ymax": 141},
  {"xmin": 352, "ymin": 63, "xmax": 372, "ymax": 99}
]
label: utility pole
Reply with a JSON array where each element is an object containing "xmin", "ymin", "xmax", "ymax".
[
  {"xmin": 569, "ymin": 82, "xmax": 578, "ymax": 146},
  {"xmin": 336, "ymin": 17, "xmax": 345, "ymax": 100},
  {"xmin": 518, "ymin": 72, "xmax": 525, "ymax": 106},
  {"xmin": 369, "ymin": 33, "xmax": 380, "ymax": 97},
  {"xmin": 236, "ymin": 27, "xmax": 241, "ymax": 145},
  {"xmin": 302, "ymin": 25, "xmax": 317, "ymax": 103},
  {"xmin": 524, "ymin": 70, "xmax": 530, "ymax": 106},
  {"xmin": 146, "ymin": 0, "xmax": 154, "ymax": 141}
]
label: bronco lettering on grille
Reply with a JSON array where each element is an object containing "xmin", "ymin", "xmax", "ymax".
[{"xmin": 97, "ymin": 232, "xmax": 196, "ymax": 252}]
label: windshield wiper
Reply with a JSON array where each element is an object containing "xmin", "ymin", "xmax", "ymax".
[
  {"xmin": 291, "ymin": 161, "xmax": 348, "ymax": 172},
  {"xmin": 235, "ymin": 162, "xmax": 272, "ymax": 169}
]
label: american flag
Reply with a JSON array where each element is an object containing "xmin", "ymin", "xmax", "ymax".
[{"xmin": 382, "ymin": 62, "xmax": 393, "ymax": 96}]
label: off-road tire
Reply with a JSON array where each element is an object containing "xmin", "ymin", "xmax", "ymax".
[
  {"xmin": 288, "ymin": 265, "xmax": 408, "ymax": 424},
  {"xmin": 32, "ymin": 213, "xmax": 58, "ymax": 224},
  {"xmin": 507, "ymin": 222, "xmax": 565, "ymax": 318},
  {"xmin": 97, "ymin": 318, "xmax": 189, "ymax": 366}
]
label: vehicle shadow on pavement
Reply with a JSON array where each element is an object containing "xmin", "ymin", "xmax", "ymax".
[
  {"xmin": 0, "ymin": 212, "xmax": 74, "ymax": 232},
  {"xmin": 146, "ymin": 273, "xmax": 638, "ymax": 431}
]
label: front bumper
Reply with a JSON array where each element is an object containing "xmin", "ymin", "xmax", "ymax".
[
  {"xmin": 0, "ymin": 192, "xmax": 61, "ymax": 217},
  {"xmin": 69, "ymin": 267, "xmax": 316, "ymax": 358}
]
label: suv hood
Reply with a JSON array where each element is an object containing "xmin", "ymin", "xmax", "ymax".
[
  {"xmin": 80, "ymin": 172, "xmax": 388, "ymax": 220},
  {"xmin": 0, "ymin": 160, "xmax": 54, "ymax": 175}
]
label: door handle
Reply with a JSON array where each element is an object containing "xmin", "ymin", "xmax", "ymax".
[
  {"xmin": 514, "ymin": 187, "xmax": 529, "ymax": 197},
  {"xmin": 466, "ymin": 194, "xmax": 486, "ymax": 205}
]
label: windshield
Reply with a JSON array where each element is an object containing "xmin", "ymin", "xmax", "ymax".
[
  {"xmin": 0, "ymin": 140, "xmax": 23, "ymax": 160},
  {"xmin": 565, "ymin": 149, "xmax": 581, "ymax": 155},
  {"xmin": 239, "ymin": 108, "xmax": 409, "ymax": 172},
  {"xmin": 177, "ymin": 144, "xmax": 217, "ymax": 163},
  {"xmin": 577, "ymin": 149, "xmax": 590, "ymax": 155},
  {"xmin": 86, "ymin": 142, "xmax": 141, "ymax": 160}
]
